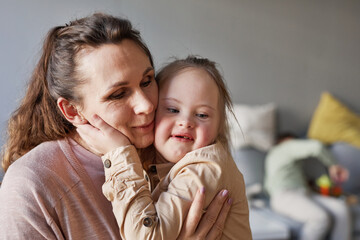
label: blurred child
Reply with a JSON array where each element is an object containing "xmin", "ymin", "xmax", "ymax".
[{"xmin": 264, "ymin": 133, "xmax": 351, "ymax": 240}]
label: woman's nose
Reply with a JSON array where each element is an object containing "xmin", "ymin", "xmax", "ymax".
[{"xmin": 133, "ymin": 90, "xmax": 155, "ymax": 115}]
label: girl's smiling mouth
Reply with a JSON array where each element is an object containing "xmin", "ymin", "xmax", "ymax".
[{"xmin": 171, "ymin": 133, "xmax": 194, "ymax": 141}]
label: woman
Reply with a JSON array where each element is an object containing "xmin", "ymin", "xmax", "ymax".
[{"xmin": 0, "ymin": 13, "xmax": 231, "ymax": 239}]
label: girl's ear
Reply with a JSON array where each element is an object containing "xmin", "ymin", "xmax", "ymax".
[{"xmin": 57, "ymin": 97, "xmax": 86, "ymax": 124}]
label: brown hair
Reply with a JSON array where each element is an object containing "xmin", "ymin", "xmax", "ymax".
[
  {"xmin": 156, "ymin": 55, "xmax": 235, "ymax": 152},
  {"xmin": 2, "ymin": 13, "xmax": 153, "ymax": 171}
]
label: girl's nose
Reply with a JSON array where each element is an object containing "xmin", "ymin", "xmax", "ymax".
[{"xmin": 178, "ymin": 116, "xmax": 194, "ymax": 129}]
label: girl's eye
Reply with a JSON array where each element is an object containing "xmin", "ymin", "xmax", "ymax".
[
  {"xmin": 167, "ymin": 108, "xmax": 179, "ymax": 113},
  {"xmin": 196, "ymin": 113, "xmax": 208, "ymax": 119},
  {"xmin": 141, "ymin": 76, "xmax": 153, "ymax": 88}
]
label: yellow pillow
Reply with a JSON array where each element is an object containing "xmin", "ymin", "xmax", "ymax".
[{"xmin": 308, "ymin": 92, "xmax": 360, "ymax": 148}]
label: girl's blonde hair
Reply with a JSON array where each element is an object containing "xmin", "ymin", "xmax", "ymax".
[{"xmin": 156, "ymin": 55, "xmax": 236, "ymax": 152}]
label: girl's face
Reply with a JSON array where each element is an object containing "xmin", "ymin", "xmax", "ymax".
[
  {"xmin": 76, "ymin": 40, "xmax": 158, "ymax": 148},
  {"xmin": 154, "ymin": 68, "xmax": 220, "ymax": 163}
]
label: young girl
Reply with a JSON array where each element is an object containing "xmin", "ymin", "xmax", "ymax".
[{"xmin": 78, "ymin": 56, "xmax": 251, "ymax": 239}]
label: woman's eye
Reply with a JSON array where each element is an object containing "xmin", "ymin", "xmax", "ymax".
[
  {"xmin": 196, "ymin": 113, "xmax": 208, "ymax": 119},
  {"xmin": 167, "ymin": 108, "xmax": 179, "ymax": 113},
  {"xmin": 141, "ymin": 76, "xmax": 153, "ymax": 88},
  {"xmin": 109, "ymin": 91, "xmax": 126, "ymax": 100}
]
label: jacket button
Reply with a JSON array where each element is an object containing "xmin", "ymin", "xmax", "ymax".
[
  {"xmin": 104, "ymin": 159, "xmax": 111, "ymax": 168},
  {"xmin": 143, "ymin": 217, "xmax": 153, "ymax": 227},
  {"xmin": 150, "ymin": 165, "xmax": 157, "ymax": 173}
]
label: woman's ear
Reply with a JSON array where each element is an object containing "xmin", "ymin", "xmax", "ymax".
[{"xmin": 57, "ymin": 97, "xmax": 87, "ymax": 124}]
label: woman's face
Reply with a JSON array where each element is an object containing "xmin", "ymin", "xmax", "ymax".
[{"xmin": 76, "ymin": 40, "xmax": 158, "ymax": 148}]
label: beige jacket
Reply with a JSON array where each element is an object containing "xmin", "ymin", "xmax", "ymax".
[{"xmin": 102, "ymin": 142, "xmax": 252, "ymax": 240}]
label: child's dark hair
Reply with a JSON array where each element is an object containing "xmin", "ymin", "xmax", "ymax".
[
  {"xmin": 276, "ymin": 132, "xmax": 298, "ymax": 144},
  {"xmin": 156, "ymin": 55, "xmax": 236, "ymax": 152}
]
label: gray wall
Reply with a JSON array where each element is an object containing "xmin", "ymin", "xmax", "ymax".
[
  {"xmin": 119, "ymin": 0, "xmax": 360, "ymax": 134},
  {"xmin": 1, "ymin": 0, "xmax": 359, "ymax": 162}
]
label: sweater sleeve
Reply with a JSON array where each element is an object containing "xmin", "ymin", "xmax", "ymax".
[
  {"xmin": 314, "ymin": 143, "xmax": 337, "ymax": 167},
  {"xmin": 0, "ymin": 166, "xmax": 61, "ymax": 240},
  {"xmin": 102, "ymin": 145, "xmax": 222, "ymax": 240},
  {"xmin": 295, "ymin": 140, "xmax": 336, "ymax": 167}
]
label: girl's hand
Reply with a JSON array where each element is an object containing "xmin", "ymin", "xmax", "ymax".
[
  {"xmin": 177, "ymin": 188, "xmax": 232, "ymax": 240},
  {"xmin": 75, "ymin": 114, "xmax": 130, "ymax": 155},
  {"xmin": 329, "ymin": 165, "xmax": 349, "ymax": 184}
]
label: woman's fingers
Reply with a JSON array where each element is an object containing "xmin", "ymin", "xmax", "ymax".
[
  {"xmin": 177, "ymin": 187, "xmax": 206, "ymax": 239},
  {"xmin": 177, "ymin": 189, "xmax": 231, "ymax": 240},
  {"xmin": 196, "ymin": 189, "xmax": 230, "ymax": 239},
  {"xmin": 205, "ymin": 197, "xmax": 232, "ymax": 240}
]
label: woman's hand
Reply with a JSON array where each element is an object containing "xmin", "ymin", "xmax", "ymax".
[
  {"xmin": 75, "ymin": 114, "xmax": 130, "ymax": 155},
  {"xmin": 329, "ymin": 165, "xmax": 349, "ymax": 184},
  {"xmin": 177, "ymin": 188, "xmax": 232, "ymax": 240}
]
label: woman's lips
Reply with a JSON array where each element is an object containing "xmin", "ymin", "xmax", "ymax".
[{"xmin": 132, "ymin": 121, "xmax": 154, "ymax": 133}]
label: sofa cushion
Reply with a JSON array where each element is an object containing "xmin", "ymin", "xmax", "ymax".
[
  {"xmin": 232, "ymin": 147, "xmax": 266, "ymax": 188},
  {"xmin": 307, "ymin": 92, "xmax": 360, "ymax": 148},
  {"xmin": 229, "ymin": 103, "xmax": 276, "ymax": 151},
  {"xmin": 350, "ymin": 204, "xmax": 360, "ymax": 235},
  {"xmin": 249, "ymin": 207, "xmax": 291, "ymax": 240}
]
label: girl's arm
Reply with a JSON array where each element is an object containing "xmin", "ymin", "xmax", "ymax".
[
  {"xmin": 101, "ymin": 144, "xmax": 226, "ymax": 239},
  {"xmin": 76, "ymin": 115, "xmax": 231, "ymax": 240}
]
